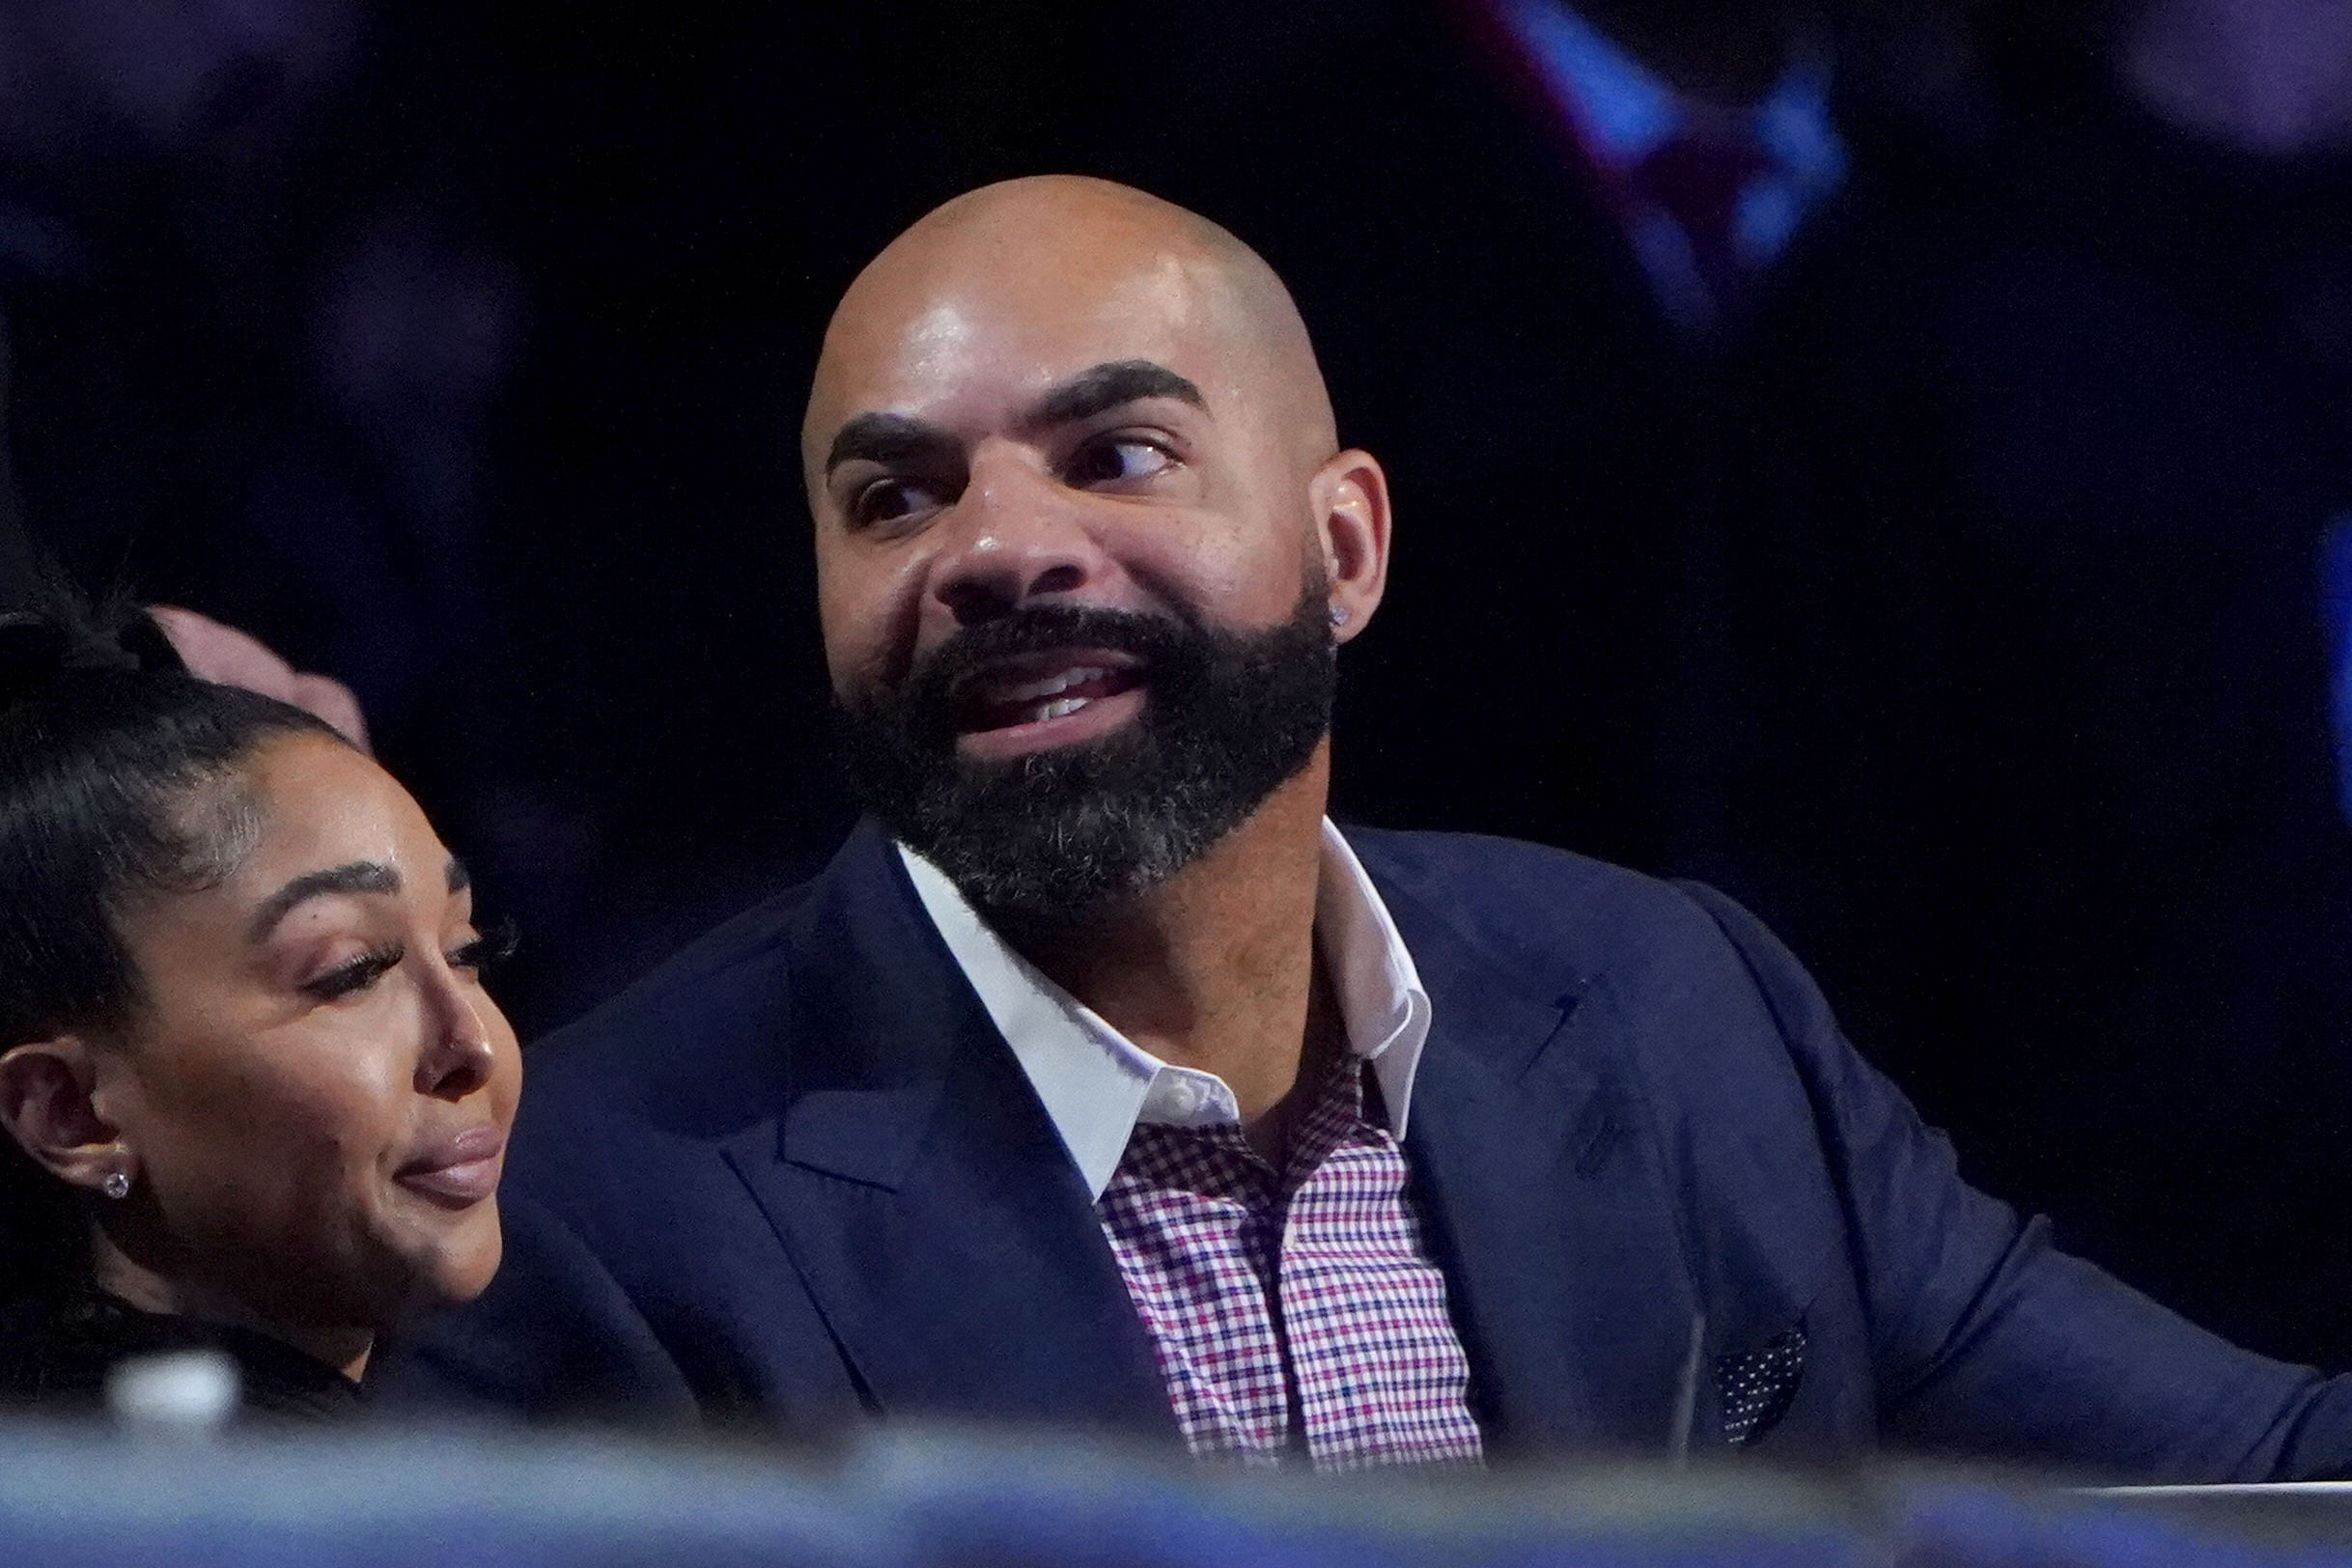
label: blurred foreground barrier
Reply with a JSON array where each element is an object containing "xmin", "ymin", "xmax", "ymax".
[{"xmin": 5, "ymin": 1420, "xmax": 2352, "ymax": 1567}]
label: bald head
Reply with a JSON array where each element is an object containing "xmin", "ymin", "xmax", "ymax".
[{"xmin": 803, "ymin": 176, "xmax": 1336, "ymax": 490}]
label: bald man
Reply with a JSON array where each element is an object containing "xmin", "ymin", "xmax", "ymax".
[{"xmin": 401, "ymin": 179, "xmax": 2352, "ymax": 1477}]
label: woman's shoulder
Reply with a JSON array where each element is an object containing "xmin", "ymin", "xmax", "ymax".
[
  {"xmin": 0, "ymin": 1293, "xmax": 361, "ymax": 1420},
  {"xmin": 0, "ymin": 1294, "xmax": 120, "ymax": 1410}
]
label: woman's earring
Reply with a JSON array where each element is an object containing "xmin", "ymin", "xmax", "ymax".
[{"xmin": 102, "ymin": 1170, "xmax": 131, "ymax": 1200}]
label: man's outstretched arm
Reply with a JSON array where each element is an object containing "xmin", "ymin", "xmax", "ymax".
[{"xmin": 1681, "ymin": 882, "xmax": 2352, "ymax": 1481}]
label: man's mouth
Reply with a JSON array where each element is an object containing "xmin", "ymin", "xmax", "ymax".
[{"xmin": 952, "ymin": 651, "xmax": 1147, "ymax": 735}]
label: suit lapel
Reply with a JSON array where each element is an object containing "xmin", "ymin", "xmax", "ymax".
[
  {"xmin": 721, "ymin": 825, "xmax": 1176, "ymax": 1442},
  {"xmin": 1379, "ymin": 874, "xmax": 1707, "ymax": 1457}
]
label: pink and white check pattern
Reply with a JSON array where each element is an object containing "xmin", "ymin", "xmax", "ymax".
[{"xmin": 1097, "ymin": 1057, "xmax": 1484, "ymax": 1471}]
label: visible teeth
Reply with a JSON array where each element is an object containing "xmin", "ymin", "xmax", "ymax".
[
  {"xmin": 996, "ymin": 666, "xmax": 1106, "ymax": 704},
  {"xmin": 1033, "ymin": 696, "xmax": 1088, "ymax": 721}
]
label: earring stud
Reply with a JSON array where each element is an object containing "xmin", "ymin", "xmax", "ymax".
[
  {"xmin": 1329, "ymin": 604, "xmax": 1350, "ymax": 628},
  {"xmin": 102, "ymin": 1170, "xmax": 131, "ymax": 1200}
]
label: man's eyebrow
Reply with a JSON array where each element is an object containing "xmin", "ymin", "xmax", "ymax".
[
  {"xmin": 446, "ymin": 856, "xmax": 471, "ymax": 895},
  {"xmin": 825, "ymin": 412, "xmax": 958, "ymax": 475},
  {"xmin": 1020, "ymin": 360, "xmax": 1206, "ymax": 430},
  {"xmin": 247, "ymin": 861, "xmax": 401, "ymax": 942},
  {"xmin": 822, "ymin": 361, "xmax": 1204, "ymax": 475}
]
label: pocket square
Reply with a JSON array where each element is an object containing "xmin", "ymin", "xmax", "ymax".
[{"xmin": 1715, "ymin": 1323, "xmax": 1806, "ymax": 1445}]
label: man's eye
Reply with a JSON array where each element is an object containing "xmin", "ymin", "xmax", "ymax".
[
  {"xmin": 850, "ymin": 476, "xmax": 946, "ymax": 528},
  {"xmin": 1069, "ymin": 437, "xmax": 1174, "ymax": 487}
]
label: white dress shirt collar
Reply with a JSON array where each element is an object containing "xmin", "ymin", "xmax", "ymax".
[{"xmin": 900, "ymin": 822, "xmax": 1434, "ymax": 1201}]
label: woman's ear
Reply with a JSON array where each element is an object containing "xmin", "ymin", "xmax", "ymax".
[
  {"xmin": 1308, "ymin": 448, "xmax": 1391, "ymax": 644},
  {"xmin": 0, "ymin": 1038, "xmax": 127, "ymax": 1193}
]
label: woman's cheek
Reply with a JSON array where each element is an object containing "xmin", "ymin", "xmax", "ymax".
[{"xmin": 204, "ymin": 1025, "xmax": 404, "ymax": 1191}]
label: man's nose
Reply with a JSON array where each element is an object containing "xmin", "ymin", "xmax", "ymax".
[{"xmin": 929, "ymin": 447, "xmax": 1104, "ymax": 627}]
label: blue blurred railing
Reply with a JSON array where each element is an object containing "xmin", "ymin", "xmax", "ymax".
[{"xmin": 4, "ymin": 1421, "xmax": 2351, "ymax": 1567}]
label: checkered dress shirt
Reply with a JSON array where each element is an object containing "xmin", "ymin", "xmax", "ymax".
[{"xmin": 1098, "ymin": 1052, "xmax": 1485, "ymax": 1471}]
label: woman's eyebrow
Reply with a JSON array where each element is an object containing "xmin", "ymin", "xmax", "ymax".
[{"xmin": 246, "ymin": 861, "xmax": 401, "ymax": 942}]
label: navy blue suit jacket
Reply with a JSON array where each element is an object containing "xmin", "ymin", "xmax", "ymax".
[{"xmin": 396, "ymin": 822, "xmax": 2352, "ymax": 1475}]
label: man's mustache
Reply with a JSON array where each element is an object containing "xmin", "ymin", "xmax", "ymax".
[{"xmin": 893, "ymin": 603, "xmax": 1198, "ymax": 729}]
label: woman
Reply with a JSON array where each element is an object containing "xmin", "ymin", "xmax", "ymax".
[{"xmin": 0, "ymin": 590, "xmax": 521, "ymax": 1417}]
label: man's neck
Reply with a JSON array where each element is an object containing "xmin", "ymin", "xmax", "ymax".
[
  {"xmin": 2122, "ymin": 0, "xmax": 2352, "ymax": 155},
  {"xmin": 1007, "ymin": 749, "xmax": 1334, "ymax": 1129}
]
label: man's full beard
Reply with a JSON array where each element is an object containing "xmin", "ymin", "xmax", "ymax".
[{"xmin": 832, "ymin": 582, "xmax": 1336, "ymax": 922}]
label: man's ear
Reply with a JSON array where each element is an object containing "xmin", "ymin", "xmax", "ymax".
[
  {"xmin": 0, "ymin": 1037, "xmax": 126, "ymax": 1193},
  {"xmin": 1308, "ymin": 448, "xmax": 1391, "ymax": 644}
]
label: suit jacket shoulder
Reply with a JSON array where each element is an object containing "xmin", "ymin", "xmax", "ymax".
[
  {"xmin": 1345, "ymin": 826, "xmax": 1831, "ymax": 1147},
  {"xmin": 1348, "ymin": 826, "xmax": 2352, "ymax": 1479},
  {"xmin": 1344, "ymin": 826, "xmax": 1720, "ymax": 969},
  {"xmin": 519, "ymin": 876, "xmax": 821, "ymax": 1107}
]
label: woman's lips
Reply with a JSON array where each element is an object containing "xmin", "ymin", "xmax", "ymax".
[{"xmin": 394, "ymin": 1124, "xmax": 505, "ymax": 1209}]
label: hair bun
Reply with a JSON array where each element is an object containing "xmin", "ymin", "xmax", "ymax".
[{"xmin": 0, "ymin": 603, "xmax": 183, "ymax": 714}]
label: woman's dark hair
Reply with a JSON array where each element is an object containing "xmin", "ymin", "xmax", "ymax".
[{"xmin": 0, "ymin": 579, "xmax": 341, "ymax": 1304}]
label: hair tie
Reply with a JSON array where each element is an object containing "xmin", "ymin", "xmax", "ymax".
[{"xmin": 57, "ymin": 638, "xmax": 143, "ymax": 675}]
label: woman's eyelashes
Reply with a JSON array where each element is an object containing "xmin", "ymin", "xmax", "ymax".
[
  {"xmin": 449, "ymin": 917, "xmax": 518, "ymax": 976},
  {"xmin": 299, "ymin": 918, "xmax": 516, "ymax": 1000},
  {"xmin": 304, "ymin": 942, "xmax": 405, "ymax": 1001}
]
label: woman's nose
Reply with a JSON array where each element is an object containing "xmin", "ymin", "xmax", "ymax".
[{"xmin": 416, "ymin": 976, "xmax": 498, "ymax": 1100}]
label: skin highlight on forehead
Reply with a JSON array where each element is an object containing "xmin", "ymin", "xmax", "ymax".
[{"xmin": 803, "ymin": 176, "xmax": 1338, "ymax": 492}]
